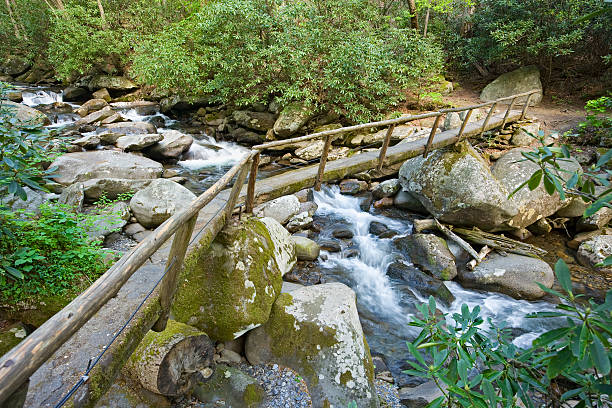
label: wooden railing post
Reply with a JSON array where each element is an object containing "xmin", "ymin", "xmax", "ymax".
[
  {"xmin": 377, "ymin": 124, "xmax": 395, "ymax": 172},
  {"xmin": 456, "ymin": 109, "xmax": 473, "ymax": 140},
  {"xmin": 520, "ymin": 93, "xmax": 534, "ymax": 120},
  {"xmin": 314, "ymin": 135, "xmax": 333, "ymax": 191},
  {"xmin": 500, "ymin": 97, "xmax": 517, "ymax": 130},
  {"xmin": 224, "ymin": 160, "xmax": 251, "ymax": 223},
  {"xmin": 423, "ymin": 114, "xmax": 443, "ymax": 158},
  {"xmin": 245, "ymin": 152, "xmax": 260, "ymax": 213},
  {"xmin": 152, "ymin": 215, "xmax": 198, "ymax": 332},
  {"xmin": 479, "ymin": 102, "xmax": 497, "ymax": 138}
]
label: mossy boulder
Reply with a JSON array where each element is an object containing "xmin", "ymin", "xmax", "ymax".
[
  {"xmin": 172, "ymin": 217, "xmax": 296, "ymax": 341},
  {"xmin": 392, "ymin": 234, "xmax": 457, "ymax": 280},
  {"xmin": 480, "ymin": 66, "xmax": 542, "ymax": 105},
  {"xmin": 244, "ymin": 283, "xmax": 379, "ymax": 408},
  {"xmin": 192, "ymin": 365, "xmax": 266, "ymax": 408},
  {"xmin": 1, "ymin": 101, "xmax": 50, "ymax": 127},
  {"xmin": 273, "ymin": 102, "xmax": 314, "ymax": 139},
  {"xmin": 399, "ymin": 140, "xmax": 517, "ymax": 231}
]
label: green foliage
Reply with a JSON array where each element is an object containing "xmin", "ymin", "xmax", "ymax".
[
  {"xmin": 576, "ymin": 95, "xmax": 612, "ymax": 147},
  {"xmin": 0, "ymin": 0, "xmax": 52, "ymax": 63},
  {"xmin": 0, "ymin": 82, "xmax": 56, "ymax": 201},
  {"xmin": 94, "ymin": 191, "xmax": 134, "ymax": 208},
  {"xmin": 0, "ymin": 204, "xmax": 111, "ymax": 300},
  {"xmin": 437, "ymin": 0, "xmax": 612, "ymax": 71},
  {"xmin": 131, "ymin": 0, "xmax": 444, "ymax": 122},
  {"xmin": 406, "ymin": 260, "xmax": 612, "ymax": 407}
]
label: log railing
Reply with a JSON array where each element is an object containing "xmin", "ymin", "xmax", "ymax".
[{"xmin": 0, "ymin": 89, "xmax": 540, "ymax": 406}]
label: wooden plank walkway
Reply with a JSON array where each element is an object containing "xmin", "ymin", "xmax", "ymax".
[{"xmin": 24, "ymin": 110, "xmax": 522, "ymax": 407}]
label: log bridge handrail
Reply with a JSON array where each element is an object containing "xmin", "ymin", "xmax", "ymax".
[{"xmin": 0, "ymin": 88, "xmax": 540, "ymax": 405}]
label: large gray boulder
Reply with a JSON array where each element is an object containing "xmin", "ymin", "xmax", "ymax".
[
  {"xmin": 1, "ymin": 101, "xmax": 49, "ymax": 126},
  {"xmin": 80, "ymin": 178, "xmax": 153, "ymax": 200},
  {"xmin": 480, "ymin": 66, "xmax": 543, "ymax": 105},
  {"xmin": 88, "ymin": 75, "xmax": 138, "ymax": 91},
  {"xmin": 233, "ymin": 110, "xmax": 276, "ymax": 132},
  {"xmin": 144, "ymin": 130, "xmax": 193, "ymax": 160},
  {"xmin": 458, "ymin": 253, "xmax": 554, "ymax": 300},
  {"xmin": 245, "ymin": 283, "xmax": 379, "ymax": 408},
  {"xmin": 129, "ymin": 179, "xmax": 196, "ymax": 228},
  {"xmin": 393, "ymin": 234, "xmax": 457, "ymax": 280},
  {"xmin": 491, "ymin": 148, "xmax": 581, "ymax": 229},
  {"xmin": 102, "ymin": 121, "xmax": 157, "ymax": 135},
  {"xmin": 115, "ymin": 133, "xmax": 163, "ymax": 151},
  {"xmin": 50, "ymin": 151, "xmax": 163, "ymax": 186},
  {"xmin": 172, "ymin": 217, "xmax": 296, "ymax": 341},
  {"xmin": 273, "ymin": 102, "xmax": 313, "ymax": 138},
  {"xmin": 1, "ymin": 55, "xmax": 31, "ymax": 76},
  {"xmin": 577, "ymin": 235, "xmax": 612, "ymax": 271},
  {"xmin": 255, "ymin": 195, "xmax": 300, "ymax": 225},
  {"xmin": 399, "ymin": 140, "xmax": 517, "ymax": 231}
]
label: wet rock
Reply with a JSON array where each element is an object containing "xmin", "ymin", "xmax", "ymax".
[
  {"xmin": 76, "ymin": 98, "xmax": 108, "ymax": 117},
  {"xmin": 576, "ymin": 207, "xmax": 612, "ymax": 232},
  {"xmin": 458, "ymin": 252, "xmax": 554, "ymax": 300},
  {"xmin": 340, "ymin": 179, "xmax": 368, "ymax": 195},
  {"xmin": 318, "ymin": 239, "xmax": 341, "ymax": 252},
  {"xmin": 129, "ymin": 179, "xmax": 195, "ymax": 228},
  {"xmin": 299, "ymin": 201, "xmax": 318, "ymax": 217},
  {"xmin": 193, "ymin": 365, "xmax": 266, "ymax": 407},
  {"xmin": 510, "ymin": 122, "xmax": 540, "ymax": 146},
  {"xmin": 358, "ymin": 192, "xmax": 374, "ymax": 211},
  {"xmin": 373, "ymin": 197, "xmax": 394, "ymax": 209},
  {"xmin": 393, "ymin": 190, "xmax": 427, "ymax": 214},
  {"xmin": 92, "ymin": 88, "xmax": 111, "ymax": 102},
  {"xmin": 144, "ymin": 130, "xmax": 193, "ymax": 160},
  {"xmin": 1, "ymin": 101, "xmax": 50, "ymax": 126},
  {"xmin": 98, "ymin": 131, "xmax": 124, "ymax": 145},
  {"xmin": 50, "ymin": 150, "xmax": 163, "ymax": 186},
  {"xmin": 74, "ymin": 105, "xmax": 115, "ymax": 126},
  {"xmin": 172, "ymin": 217, "xmax": 296, "ymax": 341},
  {"xmin": 255, "ymin": 195, "xmax": 300, "ymax": 225},
  {"xmin": 245, "ymin": 283, "xmax": 379, "ymax": 408},
  {"xmin": 393, "ymin": 234, "xmax": 457, "ymax": 280},
  {"xmin": 230, "ymin": 127, "xmax": 266, "ymax": 145},
  {"xmin": 286, "ymin": 212, "xmax": 313, "ymax": 233},
  {"xmin": 116, "ymin": 133, "xmax": 163, "ymax": 151},
  {"xmin": 233, "ymin": 110, "xmax": 276, "ymax": 132},
  {"xmin": 294, "ymin": 188, "xmax": 314, "ymax": 203},
  {"xmin": 62, "ymin": 86, "xmax": 90, "ymax": 102},
  {"xmin": 7, "ymin": 91, "xmax": 22, "ymax": 102},
  {"xmin": 388, "ymin": 261, "xmax": 455, "ymax": 306},
  {"xmin": 273, "ymin": 102, "xmax": 314, "ymax": 138},
  {"xmin": 332, "ymin": 228, "xmax": 354, "ymax": 239},
  {"xmin": 372, "ymin": 179, "xmax": 401, "ymax": 199},
  {"xmin": 369, "ymin": 221, "xmax": 397, "ymax": 238},
  {"xmin": 480, "ymin": 66, "xmax": 542, "ymax": 106},
  {"xmin": 72, "ymin": 133, "xmax": 101, "ymax": 149},
  {"xmin": 399, "ymin": 381, "xmax": 446, "ymax": 408},
  {"xmin": 577, "ymin": 235, "xmax": 612, "ymax": 270},
  {"xmin": 103, "ymin": 121, "xmax": 157, "ymax": 135},
  {"xmin": 292, "ymin": 236, "xmax": 320, "ymax": 261}
]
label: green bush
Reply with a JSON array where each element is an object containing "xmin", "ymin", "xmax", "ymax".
[
  {"xmin": 0, "ymin": 204, "xmax": 111, "ymax": 301},
  {"xmin": 0, "ymin": 0, "xmax": 52, "ymax": 64},
  {"xmin": 576, "ymin": 95, "xmax": 612, "ymax": 147},
  {"xmin": 131, "ymin": 0, "xmax": 444, "ymax": 122}
]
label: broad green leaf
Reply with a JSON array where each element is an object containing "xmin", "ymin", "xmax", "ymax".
[
  {"xmin": 554, "ymin": 259, "xmax": 572, "ymax": 294},
  {"xmin": 596, "ymin": 148, "xmax": 612, "ymax": 168},
  {"xmin": 534, "ymin": 327, "xmax": 571, "ymax": 347},
  {"xmin": 527, "ymin": 169, "xmax": 542, "ymax": 190},
  {"xmin": 589, "ymin": 336, "xmax": 611, "ymax": 375},
  {"xmin": 547, "ymin": 347, "xmax": 573, "ymax": 378}
]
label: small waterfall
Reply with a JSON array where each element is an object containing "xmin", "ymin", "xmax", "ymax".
[
  {"xmin": 178, "ymin": 136, "xmax": 250, "ymax": 170},
  {"xmin": 21, "ymin": 89, "xmax": 63, "ymax": 107}
]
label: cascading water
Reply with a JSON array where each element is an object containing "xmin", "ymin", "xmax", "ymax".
[
  {"xmin": 312, "ymin": 185, "xmax": 559, "ymax": 387},
  {"xmin": 21, "ymin": 89, "xmax": 63, "ymax": 106}
]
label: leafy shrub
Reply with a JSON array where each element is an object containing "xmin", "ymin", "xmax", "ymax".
[
  {"xmin": 0, "ymin": 0, "xmax": 52, "ymax": 64},
  {"xmin": 407, "ymin": 261, "xmax": 611, "ymax": 408},
  {"xmin": 131, "ymin": 0, "xmax": 444, "ymax": 122},
  {"xmin": 576, "ymin": 95, "xmax": 612, "ymax": 147},
  {"xmin": 0, "ymin": 204, "xmax": 111, "ymax": 300}
]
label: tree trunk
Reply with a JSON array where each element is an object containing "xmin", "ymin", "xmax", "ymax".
[
  {"xmin": 407, "ymin": 0, "xmax": 419, "ymax": 30},
  {"xmin": 423, "ymin": 8, "xmax": 430, "ymax": 37},
  {"xmin": 125, "ymin": 320, "xmax": 215, "ymax": 397},
  {"xmin": 4, "ymin": 0, "xmax": 22, "ymax": 40},
  {"xmin": 96, "ymin": 0, "xmax": 107, "ymax": 29}
]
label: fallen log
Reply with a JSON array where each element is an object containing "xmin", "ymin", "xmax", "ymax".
[
  {"xmin": 467, "ymin": 245, "xmax": 492, "ymax": 270},
  {"xmin": 454, "ymin": 227, "xmax": 547, "ymax": 259},
  {"xmin": 412, "ymin": 218, "xmax": 482, "ymax": 263},
  {"xmin": 125, "ymin": 320, "xmax": 215, "ymax": 397}
]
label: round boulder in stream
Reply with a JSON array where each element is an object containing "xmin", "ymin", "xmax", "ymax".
[
  {"xmin": 172, "ymin": 217, "xmax": 296, "ymax": 342},
  {"xmin": 458, "ymin": 252, "xmax": 553, "ymax": 300},
  {"xmin": 387, "ymin": 261, "xmax": 455, "ymax": 307},
  {"xmin": 393, "ymin": 233, "xmax": 457, "ymax": 280},
  {"xmin": 129, "ymin": 179, "xmax": 196, "ymax": 228},
  {"xmin": 245, "ymin": 282, "xmax": 379, "ymax": 408}
]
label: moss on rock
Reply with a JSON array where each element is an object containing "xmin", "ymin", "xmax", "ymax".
[{"xmin": 171, "ymin": 216, "xmax": 296, "ymax": 341}]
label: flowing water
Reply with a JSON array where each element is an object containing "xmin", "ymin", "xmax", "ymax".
[{"xmin": 313, "ymin": 186, "xmax": 559, "ymax": 386}]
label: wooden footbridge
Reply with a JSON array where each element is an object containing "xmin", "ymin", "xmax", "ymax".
[{"xmin": 0, "ymin": 90, "xmax": 540, "ymax": 407}]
